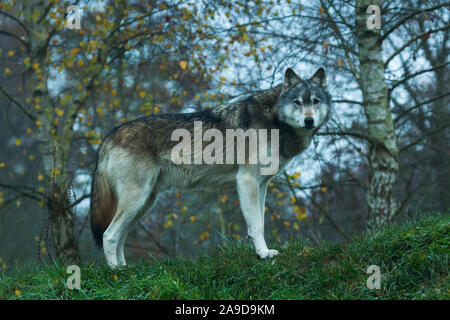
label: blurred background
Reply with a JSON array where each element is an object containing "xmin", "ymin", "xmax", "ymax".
[{"xmin": 0, "ymin": 0, "xmax": 448, "ymax": 268}]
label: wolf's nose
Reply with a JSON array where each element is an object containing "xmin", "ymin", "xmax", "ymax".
[{"xmin": 304, "ymin": 117, "xmax": 314, "ymax": 128}]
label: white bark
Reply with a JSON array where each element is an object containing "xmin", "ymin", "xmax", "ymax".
[{"xmin": 356, "ymin": 0, "xmax": 399, "ymax": 226}]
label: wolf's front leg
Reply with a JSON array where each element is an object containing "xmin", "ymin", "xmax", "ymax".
[{"xmin": 236, "ymin": 167, "xmax": 279, "ymax": 259}]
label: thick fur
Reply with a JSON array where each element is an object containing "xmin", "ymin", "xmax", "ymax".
[{"xmin": 89, "ymin": 68, "xmax": 331, "ymax": 268}]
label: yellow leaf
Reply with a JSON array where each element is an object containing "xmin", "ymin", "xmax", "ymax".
[
  {"xmin": 0, "ymin": 163, "xmax": 5, "ymax": 168},
  {"xmin": 292, "ymin": 172, "xmax": 301, "ymax": 179},
  {"xmin": 164, "ymin": 220, "xmax": 173, "ymax": 228},
  {"xmin": 38, "ymin": 173, "xmax": 44, "ymax": 181},
  {"xmin": 4, "ymin": 68, "xmax": 11, "ymax": 75},
  {"xmin": 7, "ymin": 50, "xmax": 14, "ymax": 56},
  {"xmin": 200, "ymin": 232, "xmax": 210, "ymax": 241},
  {"xmin": 55, "ymin": 108, "xmax": 64, "ymax": 117},
  {"xmin": 179, "ymin": 60, "xmax": 187, "ymax": 70},
  {"xmin": 70, "ymin": 48, "xmax": 81, "ymax": 56},
  {"xmin": 139, "ymin": 91, "xmax": 146, "ymax": 99},
  {"xmin": 88, "ymin": 138, "xmax": 102, "ymax": 145},
  {"xmin": 296, "ymin": 212, "xmax": 307, "ymax": 221},
  {"xmin": 96, "ymin": 107, "xmax": 104, "ymax": 117},
  {"xmin": 189, "ymin": 216, "xmax": 196, "ymax": 222},
  {"xmin": 15, "ymin": 139, "xmax": 21, "ymax": 146},
  {"xmin": 51, "ymin": 168, "xmax": 61, "ymax": 177},
  {"xmin": 337, "ymin": 59, "xmax": 343, "ymax": 67}
]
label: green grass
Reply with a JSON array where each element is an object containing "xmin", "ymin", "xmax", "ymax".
[{"xmin": 1, "ymin": 214, "xmax": 448, "ymax": 299}]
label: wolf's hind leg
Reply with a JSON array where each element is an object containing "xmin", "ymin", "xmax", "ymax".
[
  {"xmin": 103, "ymin": 172, "xmax": 158, "ymax": 268},
  {"xmin": 116, "ymin": 191, "xmax": 158, "ymax": 266}
]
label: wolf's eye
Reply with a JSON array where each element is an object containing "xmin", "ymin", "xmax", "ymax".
[
  {"xmin": 313, "ymin": 98, "xmax": 320, "ymax": 105},
  {"xmin": 294, "ymin": 100, "xmax": 301, "ymax": 106}
]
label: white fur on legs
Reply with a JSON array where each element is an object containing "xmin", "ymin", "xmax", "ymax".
[
  {"xmin": 115, "ymin": 193, "xmax": 158, "ymax": 267},
  {"xmin": 257, "ymin": 178, "xmax": 278, "ymax": 259},
  {"xmin": 236, "ymin": 166, "xmax": 279, "ymax": 259},
  {"xmin": 258, "ymin": 178, "xmax": 271, "ymax": 230},
  {"xmin": 103, "ymin": 208, "xmax": 137, "ymax": 268},
  {"xmin": 103, "ymin": 173, "xmax": 158, "ymax": 268},
  {"xmin": 116, "ymin": 233, "xmax": 127, "ymax": 267},
  {"xmin": 103, "ymin": 230, "xmax": 119, "ymax": 268}
]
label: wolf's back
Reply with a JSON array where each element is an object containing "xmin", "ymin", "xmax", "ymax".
[{"xmin": 90, "ymin": 149, "xmax": 117, "ymax": 247}]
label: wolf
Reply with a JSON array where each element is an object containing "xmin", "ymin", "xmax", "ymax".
[{"xmin": 90, "ymin": 67, "xmax": 331, "ymax": 268}]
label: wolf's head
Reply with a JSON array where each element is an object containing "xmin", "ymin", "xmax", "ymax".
[{"xmin": 277, "ymin": 68, "xmax": 331, "ymax": 131}]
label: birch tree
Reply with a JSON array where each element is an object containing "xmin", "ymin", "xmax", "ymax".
[{"xmin": 355, "ymin": 0, "xmax": 399, "ymax": 225}]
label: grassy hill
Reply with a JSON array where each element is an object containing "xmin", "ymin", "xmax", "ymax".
[{"xmin": 0, "ymin": 214, "xmax": 448, "ymax": 299}]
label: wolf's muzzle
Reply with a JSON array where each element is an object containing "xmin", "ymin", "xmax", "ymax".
[{"xmin": 304, "ymin": 117, "xmax": 315, "ymax": 129}]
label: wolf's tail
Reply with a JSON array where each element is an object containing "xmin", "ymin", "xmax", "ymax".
[{"xmin": 90, "ymin": 164, "xmax": 117, "ymax": 247}]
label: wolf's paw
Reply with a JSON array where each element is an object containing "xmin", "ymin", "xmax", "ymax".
[{"xmin": 258, "ymin": 249, "xmax": 280, "ymax": 259}]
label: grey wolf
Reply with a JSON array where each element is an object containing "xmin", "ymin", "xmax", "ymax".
[{"xmin": 90, "ymin": 67, "xmax": 331, "ymax": 268}]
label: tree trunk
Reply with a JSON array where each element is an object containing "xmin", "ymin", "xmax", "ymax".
[
  {"xmin": 39, "ymin": 140, "xmax": 80, "ymax": 263},
  {"xmin": 356, "ymin": 0, "xmax": 399, "ymax": 226},
  {"xmin": 47, "ymin": 187, "xmax": 79, "ymax": 263},
  {"xmin": 24, "ymin": 5, "xmax": 81, "ymax": 262}
]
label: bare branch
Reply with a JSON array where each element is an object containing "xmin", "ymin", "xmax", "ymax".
[
  {"xmin": 400, "ymin": 122, "xmax": 450, "ymax": 153},
  {"xmin": 390, "ymin": 62, "xmax": 450, "ymax": 92},
  {"xmin": 0, "ymin": 30, "xmax": 29, "ymax": 47},
  {"xmin": 283, "ymin": 173, "xmax": 352, "ymax": 242},
  {"xmin": 64, "ymin": 193, "xmax": 91, "ymax": 211},
  {"xmin": 394, "ymin": 92, "xmax": 450, "ymax": 124},
  {"xmin": 0, "ymin": 86, "xmax": 37, "ymax": 121},
  {"xmin": 385, "ymin": 24, "xmax": 450, "ymax": 67},
  {"xmin": 0, "ymin": 183, "xmax": 43, "ymax": 201},
  {"xmin": 379, "ymin": 3, "xmax": 450, "ymax": 44},
  {"xmin": 0, "ymin": 10, "xmax": 29, "ymax": 35}
]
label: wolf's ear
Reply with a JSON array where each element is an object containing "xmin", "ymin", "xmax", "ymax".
[
  {"xmin": 311, "ymin": 67, "xmax": 326, "ymax": 88},
  {"xmin": 284, "ymin": 68, "xmax": 300, "ymax": 88}
]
